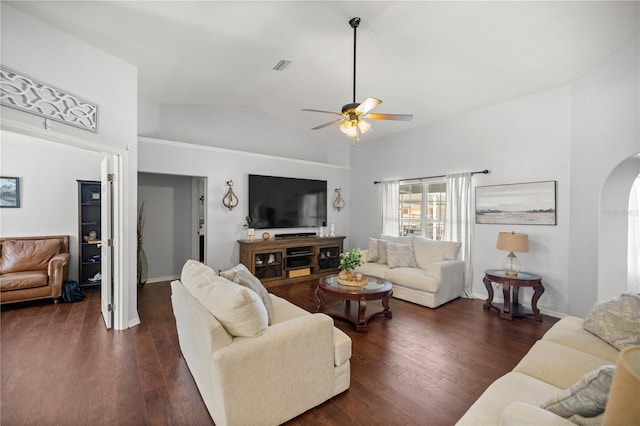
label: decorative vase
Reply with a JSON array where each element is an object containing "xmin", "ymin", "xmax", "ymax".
[
  {"xmin": 247, "ymin": 228, "xmax": 255, "ymax": 241},
  {"xmin": 338, "ymin": 269, "xmax": 354, "ymax": 281},
  {"xmin": 137, "ymin": 244, "xmax": 148, "ymax": 288}
]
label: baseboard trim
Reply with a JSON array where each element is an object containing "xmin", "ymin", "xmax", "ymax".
[{"xmin": 146, "ymin": 275, "xmax": 180, "ymax": 284}]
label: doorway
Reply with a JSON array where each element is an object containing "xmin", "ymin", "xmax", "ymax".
[
  {"xmin": 138, "ymin": 173, "xmax": 206, "ymax": 283},
  {"xmin": 0, "ymin": 127, "xmax": 126, "ymax": 329}
]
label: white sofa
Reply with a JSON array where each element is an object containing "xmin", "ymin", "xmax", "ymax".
[
  {"xmin": 171, "ymin": 260, "xmax": 351, "ymax": 426},
  {"xmin": 456, "ymin": 316, "xmax": 623, "ymax": 425},
  {"xmin": 355, "ymin": 235, "xmax": 465, "ymax": 308}
]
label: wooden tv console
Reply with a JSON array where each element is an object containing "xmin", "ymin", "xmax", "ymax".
[{"xmin": 238, "ymin": 236, "xmax": 345, "ymax": 287}]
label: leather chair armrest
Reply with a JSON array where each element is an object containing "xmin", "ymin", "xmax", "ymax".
[{"xmin": 48, "ymin": 252, "xmax": 70, "ymax": 297}]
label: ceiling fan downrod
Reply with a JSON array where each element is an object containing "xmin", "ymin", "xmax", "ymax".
[{"xmin": 349, "ymin": 17, "xmax": 360, "ymax": 105}]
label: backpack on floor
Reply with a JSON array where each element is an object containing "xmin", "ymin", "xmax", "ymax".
[{"xmin": 62, "ymin": 280, "xmax": 85, "ymax": 303}]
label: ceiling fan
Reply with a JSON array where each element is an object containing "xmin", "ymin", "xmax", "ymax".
[{"xmin": 302, "ymin": 17, "xmax": 413, "ymax": 142}]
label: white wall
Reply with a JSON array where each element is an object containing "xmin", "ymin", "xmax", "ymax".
[
  {"xmin": 0, "ymin": 131, "xmax": 102, "ymax": 282},
  {"xmin": 138, "ymin": 172, "xmax": 194, "ymax": 282},
  {"xmin": 570, "ymin": 34, "xmax": 640, "ymax": 316},
  {"xmin": 1, "ymin": 4, "xmax": 139, "ymax": 329},
  {"xmin": 138, "ymin": 137, "xmax": 350, "ymax": 274},
  {"xmin": 138, "ymin": 103, "xmax": 351, "ymax": 166},
  {"xmin": 349, "ymin": 87, "xmax": 572, "ymax": 316}
]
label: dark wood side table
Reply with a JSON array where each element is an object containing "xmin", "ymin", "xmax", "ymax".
[{"xmin": 483, "ymin": 269, "xmax": 544, "ymax": 322}]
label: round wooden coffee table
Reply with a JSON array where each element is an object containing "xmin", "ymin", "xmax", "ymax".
[{"xmin": 316, "ymin": 274, "xmax": 393, "ymax": 332}]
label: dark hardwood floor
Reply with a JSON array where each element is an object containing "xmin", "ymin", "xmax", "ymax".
[{"xmin": 1, "ymin": 281, "xmax": 557, "ymax": 425}]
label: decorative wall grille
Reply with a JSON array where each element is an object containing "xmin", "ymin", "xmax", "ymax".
[{"xmin": 0, "ymin": 65, "xmax": 98, "ymax": 132}]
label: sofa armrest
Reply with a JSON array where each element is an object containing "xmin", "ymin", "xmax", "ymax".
[
  {"xmin": 48, "ymin": 252, "xmax": 70, "ymax": 296},
  {"xmin": 501, "ymin": 402, "xmax": 574, "ymax": 426},
  {"xmin": 212, "ymin": 313, "xmax": 340, "ymax": 424},
  {"xmin": 424, "ymin": 259, "xmax": 464, "ymax": 281}
]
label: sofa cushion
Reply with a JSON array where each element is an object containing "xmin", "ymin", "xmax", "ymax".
[
  {"xmin": 583, "ymin": 293, "xmax": 640, "ymax": 351},
  {"xmin": 233, "ymin": 269, "xmax": 273, "ymax": 325},
  {"xmin": 386, "ymin": 268, "xmax": 440, "ymax": 293},
  {"xmin": 219, "ymin": 263, "xmax": 249, "ymax": 280},
  {"xmin": 513, "ymin": 340, "xmax": 614, "ymax": 390},
  {"xmin": 367, "ymin": 238, "xmax": 379, "ymax": 263},
  {"xmin": 0, "ymin": 239, "xmax": 61, "ymax": 274},
  {"xmin": 376, "ymin": 239, "xmax": 390, "ymax": 264},
  {"xmin": 380, "ymin": 234, "xmax": 414, "ymax": 244},
  {"xmin": 456, "ymin": 372, "xmax": 562, "ymax": 426},
  {"xmin": 541, "ymin": 365, "xmax": 615, "ymax": 419},
  {"xmin": 181, "ymin": 260, "xmax": 268, "ymax": 337},
  {"xmin": 543, "ymin": 316, "xmax": 620, "ymax": 363},
  {"xmin": 356, "ymin": 262, "xmax": 389, "ymax": 280},
  {"xmin": 412, "ymin": 236, "xmax": 461, "ymax": 270},
  {"xmin": 0, "ymin": 270, "xmax": 49, "ymax": 291},
  {"xmin": 386, "ymin": 242, "xmax": 416, "ymax": 269}
]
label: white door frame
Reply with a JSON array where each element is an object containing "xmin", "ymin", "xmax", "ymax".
[{"xmin": 1, "ymin": 119, "xmax": 130, "ymax": 329}]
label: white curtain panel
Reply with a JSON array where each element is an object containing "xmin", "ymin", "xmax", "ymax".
[
  {"xmin": 629, "ymin": 175, "xmax": 640, "ymax": 294},
  {"xmin": 445, "ymin": 173, "xmax": 474, "ymax": 298},
  {"xmin": 381, "ymin": 181, "xmax": 400, "ymax": 236}
]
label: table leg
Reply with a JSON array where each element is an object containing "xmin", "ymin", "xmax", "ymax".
[
  {"xmin": 382, "ymin": 293, "xmax": 393, "ymax": 318},
  {"xmin": 483, "ymin": 276, "xmax": 494, "ymax": 310},
  {"xmin": 315, "ymin": 287, "xmax": 326, "ymax": 313},
  {"xmin": 351, "ymin": 296, "xmax": 370, "ymax": 332},
  {"xmin": 512, "ymin": 285, "xmax": 520, "ymax": 306},
  {"xmin": 500, "ymin": 282, "xmax": 513, "ymax": 320},
  {"xmin": 532, "ymin": 283, "xmax": 545, "ymax": 322}
]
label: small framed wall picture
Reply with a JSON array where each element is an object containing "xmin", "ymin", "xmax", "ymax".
[{"xmin": 0, "ymin": 176, "xmax": 20, "ymax": 208}]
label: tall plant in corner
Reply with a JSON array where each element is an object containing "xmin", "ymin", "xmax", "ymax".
[{"xmin": 137, "ymin": 201, "xmax": 148, "ymax": 288}]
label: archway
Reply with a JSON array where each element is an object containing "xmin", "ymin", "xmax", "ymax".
[{"xmin": 598, "ymin": 153, "xmax": 640, "ymax": 301}]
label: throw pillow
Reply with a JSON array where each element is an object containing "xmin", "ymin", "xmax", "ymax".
[
  {"xmin": 181, "ymin": 260, "xmax": 268, "ymax": 337},
  {"xmin": 583, "ymin": 293, "xmax": 640, "ymax": 350},
  {"xmin": 541, "ymin": 365, "xmax": 615, "ymax": 418},
  {"xmin": 367, "ymin": 238, "xmax": 379, "ymax": 263},
  {"xmin": 234, "ymin": 269, "xmax": 273, "ymax": 325},
  {"xmin": 386, "ymin": 242, "xmax": 416, "ymax": 269},
  {"xmin": 377, "ymin": 239, "xmax": 390, "ymax": 264},
  {"xmin": 219, "ymin": 263, "xmax": 250, "ymax": 281}
]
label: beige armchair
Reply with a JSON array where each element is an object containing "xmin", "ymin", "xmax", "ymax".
[{"xmin": 0, "ymin": 235, "xmax": 70, "ymax": 304}]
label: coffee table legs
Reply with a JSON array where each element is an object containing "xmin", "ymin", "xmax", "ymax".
[{"xmin": 315, "ymin": 288, "xmax": 392, "ymax": 332}]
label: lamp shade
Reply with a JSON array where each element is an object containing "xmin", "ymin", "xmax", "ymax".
[
  {"xmin": 603, "ymin": 346, "xmax": 640, "ymax": 425},
  {"xmin": 496, "ymin": 232, "xmax": 529, "ymax": 253}
]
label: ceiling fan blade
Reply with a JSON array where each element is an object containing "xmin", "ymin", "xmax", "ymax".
[
  {"xmin": 302, "ymin": 108, "xmax": 343, "ymax": 116},
  {"xmin": 355, "ymin": 97, "xmax": 382, "ymax": 115},
  {"xmin": 312, "ymin": 118, "xmax": 344, "ymax": 130},
  {"xmin": 364, "ymin": 113, "xmax": 413, "ymax": 121}
]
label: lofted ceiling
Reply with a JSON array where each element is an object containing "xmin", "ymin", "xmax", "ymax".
[{"xmin": 7, "ymin": 1, "xmax": 638, "ymax": 142}]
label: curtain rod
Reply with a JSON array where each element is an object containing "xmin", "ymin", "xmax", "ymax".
[{"xmin": 373, "ymin": 169, "xmax": 489, "ymax": 185}]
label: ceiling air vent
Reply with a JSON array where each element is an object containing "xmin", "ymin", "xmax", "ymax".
[{"xmin": 272, "ymin": 60, "xmax": 292, "ymax": 71}]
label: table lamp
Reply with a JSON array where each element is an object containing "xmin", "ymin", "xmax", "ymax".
[{"xmin": 496, "ymin": 232, "xmax": 529, "ymax": 277}]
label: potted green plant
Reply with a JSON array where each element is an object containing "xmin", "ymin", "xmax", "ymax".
[
  {"xmin": 245, "ymin": 216, "xmax": 257, "ymax": 241},
  {"xmin": 338, "ymin": 247, "xmax": 363, "ymax": 281}
]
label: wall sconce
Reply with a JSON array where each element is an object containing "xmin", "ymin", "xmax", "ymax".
[
  {"xmin": 222, "ymin": 180, "xmax": 238, "ymax": 211},
  {"xmin": 333, "ymin": 188, "xmax": 345, "ymax": 211},
  {"xmin": 496, "ymin": 231, "xmax": 529, "ymax": 276}
]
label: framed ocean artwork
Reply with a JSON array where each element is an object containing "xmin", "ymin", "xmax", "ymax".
[{"xmin": 475, "ymin": 181, "xmax": 556, "ymax": 225}]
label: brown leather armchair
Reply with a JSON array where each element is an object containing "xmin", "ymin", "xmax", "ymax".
[{"xmin": 0, "ymin": 235, "xmax": 70, "ymax": 304}]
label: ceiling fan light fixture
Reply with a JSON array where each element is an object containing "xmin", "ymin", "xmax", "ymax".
[
  {"xmin": 339, "ymin": 120, "xmax": 357, "ymax": 137},
  {"xmin": 357, "ymin": 119, "xmax": 371, "ymax": 134}
]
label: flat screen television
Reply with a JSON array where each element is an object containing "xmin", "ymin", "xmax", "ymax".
[{"xmin": 249, "ymin": 174, "xmax": 327, "ymax": 229}]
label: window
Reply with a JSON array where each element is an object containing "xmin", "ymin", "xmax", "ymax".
[{"xmin": 398, "ymin": 181, "xmax": 446, "ymax": 240}]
